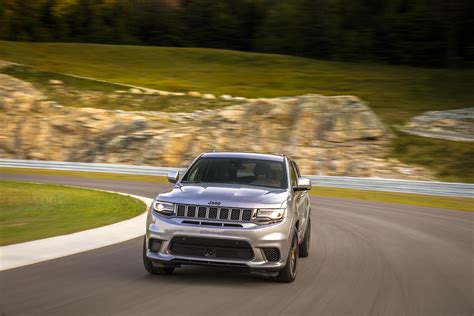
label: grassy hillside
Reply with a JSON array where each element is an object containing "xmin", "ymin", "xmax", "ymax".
[
  {"xmin": 1, "ymin": 41, "xmax": 473, "ymax": 125},
  {"xmin": 389, "ymin": 132, "xmax": 474, "ymax": 183},
  {"xmin": 1, "ymin": 65, "xmax": 239, "ymax": 113}
]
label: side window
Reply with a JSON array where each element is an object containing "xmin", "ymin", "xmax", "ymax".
[
  {"xmin": 289, "ymin": 160, "xmax": 298, "ymax": 187},
  {"xmin": 293, "ymin": 161, "xmax": 301, "ymax": 177}
]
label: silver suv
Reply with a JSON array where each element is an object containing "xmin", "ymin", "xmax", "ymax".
[{"xmin": 143, "ymin": 152, "xmax": 312, "ymax": 282}]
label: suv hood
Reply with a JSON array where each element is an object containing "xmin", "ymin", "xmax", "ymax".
[{"xmin": 157, "ymin": 183, "xmax": 288, "ymax": 209}]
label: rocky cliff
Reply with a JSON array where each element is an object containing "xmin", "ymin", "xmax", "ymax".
[
  {"xmin": 0, "ymin": 74, "xmax": 433, "ymax": 179},
  {"xmin": 400, "ymin": 108, "xmax": 474, "ymax": 142}
]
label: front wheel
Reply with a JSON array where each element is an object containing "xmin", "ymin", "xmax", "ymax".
[
  {"xmin": 143, "ymin": 237, "xmax": 175, "ymax": 275},
  {"xmin": 275, "ymin": 231, "xmax": 298, "ymax": 283}
]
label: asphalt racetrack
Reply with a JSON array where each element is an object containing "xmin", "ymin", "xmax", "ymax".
[{"xmin": 1, "ymin": 173, "xmax": 472, "ymax": 315}]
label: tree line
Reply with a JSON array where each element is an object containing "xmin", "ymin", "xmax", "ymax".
[{"xmin": 0, "ymin": 0, "xmax": 473, "ymax": 67}]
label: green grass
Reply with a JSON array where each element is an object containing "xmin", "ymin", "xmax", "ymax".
[
  {"xmin": 0, "ymin": 180, "xmax": 146, "ymax": 245},
  {"xmin": 310, "ymin": 186, "xmax": 473, "ymax": 212},
  {"xmin": 2, "ymin": 64, "xmax": 124, "ymax": 92},
  {"xmin": 388, "ymin": 131, "xmax": 474, "ymax": 183},
  {"xmin": 2, "ymin": 168, "xmax": 472, "ymax": 212},
  {"xmin": 1, "ymin": 65, "xmax": 238, "ymax": 112},
  {"xmin": 1, "ymin": 41, "xmax": 473, "ymax": 125}
]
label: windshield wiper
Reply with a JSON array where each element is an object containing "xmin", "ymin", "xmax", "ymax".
[{"xmin": 180, "ymin": 180, "xmax": 201, "ymax": 183}]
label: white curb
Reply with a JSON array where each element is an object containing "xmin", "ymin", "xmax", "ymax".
[{"xmin": 0, "ymin": 191, "xmax": 153, "ymax": 271}]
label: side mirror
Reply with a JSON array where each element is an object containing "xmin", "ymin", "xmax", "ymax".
[
  {"xmin": 294, "ymin": 177, "xmax": 311, "ymax": 191},
  {"xmin": 167, "ymin": 171, "xmax": 180, "ymax": 184}
]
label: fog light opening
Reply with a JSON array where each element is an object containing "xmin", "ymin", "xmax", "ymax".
[
  {"xmin": 149, "ymin": 239, "xmax": 163, "ymax": 252},
  {"xmin": 262, "ymin": 247, "xmax": 280, "ymax": 262}
]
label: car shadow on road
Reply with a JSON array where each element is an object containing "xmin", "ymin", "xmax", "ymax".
[{"xmin": 140, "ymin": 265, "xmax": 276, "ymax": 286}]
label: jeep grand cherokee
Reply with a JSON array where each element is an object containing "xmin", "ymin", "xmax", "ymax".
[{"xmin": 143, "ymin": 152, "xmax": 312, "ymax": 282}]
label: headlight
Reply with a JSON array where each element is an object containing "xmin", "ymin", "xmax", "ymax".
[
  {"xmin": 256, "ymin": 208, "xmax": 285, "ymax": 221},
  {"xmin": 153, "ymin": 201, "xmax": 174, "ymax": 215}
]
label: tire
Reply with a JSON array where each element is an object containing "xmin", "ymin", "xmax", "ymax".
[
  {"xmin": 275, "ymin": 231, "xmax": 298, "ymax": 283},
  {"xmin": 143, "ymin": 237, "xmax": 175, "ymax": 275},
  {"xmin": 299, "ymin": 218, "xmax": 311, "ymax": 258}
]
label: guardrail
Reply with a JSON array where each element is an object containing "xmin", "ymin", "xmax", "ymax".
[
  {"xmin": 1, "ymin": 159, "xmax": 473, "ymax": 198},
  {"xmin": 0, "ymin": 159, "xmax": 183, "ymax": 176}
]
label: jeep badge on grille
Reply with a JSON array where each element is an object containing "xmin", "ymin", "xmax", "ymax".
[{"xmin": 208, "ymin": 201, "xmax": 221, "ymax": 206}]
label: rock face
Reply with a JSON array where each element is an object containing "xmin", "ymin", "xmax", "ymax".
[
  {"xmin": 0, "ymin": 74, "xmax": 433, "ymax": 179},
  {"xmin": 401, "ymin": 108, "xmax": 474, "ymax": 142}
]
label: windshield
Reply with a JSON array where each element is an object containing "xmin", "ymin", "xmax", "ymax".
[{"xmin": 181, "ymin": 157, "xmax": 287, "ymax": 189}]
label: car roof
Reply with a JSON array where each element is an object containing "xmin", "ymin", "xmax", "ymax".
[{"xmin": 200, "ymin": 152, "xmax": 285, "ymax": 162}]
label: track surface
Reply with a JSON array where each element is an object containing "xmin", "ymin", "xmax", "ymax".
[{"xmin": 1, "ymin": 173, "xmax": 473, "ymax": 315}]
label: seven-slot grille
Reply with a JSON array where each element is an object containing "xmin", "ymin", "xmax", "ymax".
[{"xmin": 176, "ymin": 204, "xmax": 253, "ymax": 222}]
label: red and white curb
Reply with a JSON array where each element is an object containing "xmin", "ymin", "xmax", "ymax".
[{"xmin": 0, "ymin": 191, "xmax": 153, "ymax": 271}]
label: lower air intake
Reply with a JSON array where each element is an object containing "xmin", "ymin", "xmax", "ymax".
[{"xmin": 170, "ymin": 236, "xmax": 254, "ymax": 260}]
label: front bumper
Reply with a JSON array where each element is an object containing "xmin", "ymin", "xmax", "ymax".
[{"xmin": 145, "ymin": 211, "xmax": 294, "ymax": 273}]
